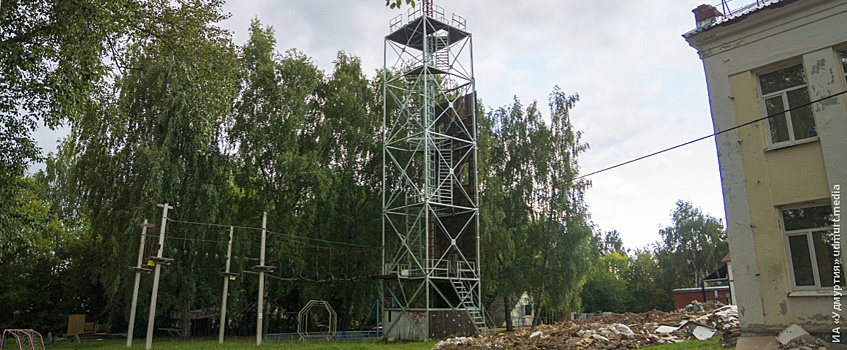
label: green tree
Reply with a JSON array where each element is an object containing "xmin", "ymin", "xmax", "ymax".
[
  {"xmin": 654, "ymin": 200, "xmax": 728, "ymax": 307},
  {"xmin": 65, "ymin": 0, "xmax": 239, "ymax": 335},
  {"xmin": 230, "ymin": 20, "xmax": 327, "ymax": 227},
  {"xmin": 0, "ymin": 0, "xmax": 143, "ymax": 262},
  {"xmin": 581, "ymin": 251, "xmax": 631, "ymax": 313},
  {"xmin": 481, "ymin": 87, "xmax": 592, "ymax": 327},
  {"xmin": 307, "ymin": 51, "xmax": 383, "ymax": 330},
  {"xmin": 0, "ymin": 173, "xmax": 87, "ymax": 331},
  {"xmin": 589, "ymin": 229, "xmax": 625, "ymax": 257},
  {"xmin": 526, "ymin": 87, "xmax": 592, "ymax": 324},
  {"xmin": 581, "ymin": 231, "xmax": 676, "ymax": 313},
  {"xmin": 480, "ymin": 97, "xmax": 535, "ymax": 331},
  {"xmin": 624, "ymin": 248, "xmax": 670, "ymax": 312},
  {"xmin": 230, "ymin": 20, "xmax": 340, "ymax": 335},
  {"xmin": 385, "ymin": 0, "xmax": 415, "ymax": 9},
  {"xmin": 602, "ymin": 230, "xmax": 624, "ymax": 254}
]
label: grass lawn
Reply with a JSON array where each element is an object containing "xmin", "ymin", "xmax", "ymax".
[
  {"xmin": 644, "ymin": 337, "xmax": 723, "ymax": 349},
  {"xmin": 44, "ymin": 337, "xmax": 437, "ymax": 350},
  {"xmin": 33, "ymin": 335, "xmax": 722, "ymax": 349}
]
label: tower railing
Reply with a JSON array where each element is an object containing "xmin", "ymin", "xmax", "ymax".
[
  {"xmin": 451, "ymin": 14, "xmax": 466, "ymax": 30},
  {"xmin": 389, "ymin": 14, "xmax": 404, "ymax": 32},
  {"xmin": 389, "ymin": 4, "xmax": 456, "ymax": 31},
  {"xmin": 408, "ymin": 4, "xmax": 445, "ymax": 23}
]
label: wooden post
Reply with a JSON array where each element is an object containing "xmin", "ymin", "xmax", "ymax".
[
  {"xmin": 146, "ymin": 203, "xmax": 172, "ymax": 350},
  {"xmin": 219, "ymin": 226, "xmax": 234, "ymax": 344},
  {"xmin": 127, "ymin": 219, "xmax": 154, "ymax": 347},
  {"xmin": 256, "ymin": 212, "xmax": 267, "ymax": 346}
]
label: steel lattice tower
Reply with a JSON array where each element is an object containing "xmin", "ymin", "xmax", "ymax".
[{"xmin": 381, "ymin": 3, "xmax": 489, "ymax": 341}]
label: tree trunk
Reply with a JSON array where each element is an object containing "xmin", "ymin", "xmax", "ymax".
[
  {"xmin": 532, "ymin": 255, "xmax": 549, "ymax": 327},
  {"xmin": 504, "ymin": 294, "xmax": 513, "ymax": 332},
  {"xmin": 342, "ymin": 287, "xmax": 355, "ymax": 331},
  {"xmin": 532, "ymin": 291, "xmax": 544, "ymax": 327},
  {"xmin": 180, "ymin": 263, "xmax": 195, "ymax": 341},
  {"xmin": 181, "ymin": 302, "xmax": 192, "ymax": 340}
]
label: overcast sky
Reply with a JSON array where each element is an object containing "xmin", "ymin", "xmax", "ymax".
[{"xmin": 34, "ymin": 0, "xmax": 731, "ymax": 249}]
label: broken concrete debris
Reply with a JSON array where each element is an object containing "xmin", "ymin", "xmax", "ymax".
[
  {"xmin": 530, "ymin": 330, "xmax": 543, "ymax": 338},
  {"xmin": 778, "ymin": 324, "xmax": 810, "ymax": 345},
  {"xmin": 692, "ymin": 324, "xmax": 716, "ymax": 340},
  {"xmin": 430, "ymin": 306, "xmax": 839, "ymax": 349},
  {"xmin": 432, "ymin": 336, "xmax": 473, "ymax": 349},
  {"xmin": 776, "ymin": 324, "xmax": 829, "ymax": 350},
  {"xmin": 779, "ymin": 333, "xmax": 829, "ymax": 349},
  {"xmin": 721, "ymin": 328, "xmax": 740, "ymax": 348},
  {"xmin": 431, "ymin": 301, "xmax": 738, "ymax": 349}
]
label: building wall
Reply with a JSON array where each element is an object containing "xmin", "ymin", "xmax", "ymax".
[
  {"xmin": 728, "ymin": 70, "xmax": 833, "ymax": 331},
  {"xmin": 685, "ymin": 0, "xmax": 847, "ymax": 335}
]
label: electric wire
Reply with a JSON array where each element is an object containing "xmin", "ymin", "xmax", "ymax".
[
  {"xmin": 166, "ymin": 217, "xmax": 380, "ymax": 252},
  {"xmin": 576, "ymin": 89, "xmax": 847, "ymax": 180}
]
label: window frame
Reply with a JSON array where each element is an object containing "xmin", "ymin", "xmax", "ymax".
[
  {"xmin": 780, "ymin": 203, "xmax": 838, "ymax": 291},
  {"xmin": 757, "ymin": 62, "xmax": 817, "ymax": 148}
]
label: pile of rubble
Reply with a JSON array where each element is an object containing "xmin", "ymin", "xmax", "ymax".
[
  {"xmin": 433, "ymin": 301, "xmax": 739, "ymax": 349},
  {"xmin": 777, "ymin": 324, "xmax": 829, "ymax": 350}
]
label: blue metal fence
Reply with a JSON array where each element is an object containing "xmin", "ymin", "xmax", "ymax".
[{"xmin": 265, "ymin": 330, "xmax": 381, "ymax": 343}]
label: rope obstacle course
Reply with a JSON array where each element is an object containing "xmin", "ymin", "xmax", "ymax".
[{"xmin": 126, "ymin": 203, "xmax": 382, "ymax": 348}]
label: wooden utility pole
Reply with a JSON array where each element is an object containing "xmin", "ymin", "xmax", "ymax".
[
  {"xmin": 127, "ymin": 219, "xmax": 154, "ymax": 347},
  {"xmin": 219, "ymin": 226, "xmax": 235, "ymax": 344},
  {"xmin": 146, "ymin": 203, "xmax": 173, "ymax": 350}
]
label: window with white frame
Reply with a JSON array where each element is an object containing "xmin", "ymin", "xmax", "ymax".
[
  {"xmin": 782, "ymin": 204, "xmax": 844, "ymax": 289},
  {"xmin": 758, "ymin": 64, "xmax": 817, "ymax": 145}
]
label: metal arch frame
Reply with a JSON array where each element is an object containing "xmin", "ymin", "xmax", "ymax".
[
  {"xmin": 381, "ymin": 7, "xmax": 485, "ymax": 341},
  {"xmin": 1, "ymin": 329, "xmax": 45, "ymax": 350},
  {"xmin": 297, "ymin": 300, "xmax": 337, "ymax": 342}
]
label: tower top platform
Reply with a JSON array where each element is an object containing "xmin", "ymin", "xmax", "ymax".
[
  {"xmin": 386, "ymin": 15, "xmax": 469, "ymax": 51},
  {"xmin": 386, "ymin": 3, "xmax": 468, "ymax": 51}
]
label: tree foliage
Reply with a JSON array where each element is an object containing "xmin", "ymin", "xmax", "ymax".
[
  {"xmin": 481, "ymin": 87, "xmax": 592, "ymax": 327},
  {"xmin": 581, "ymin": 252, "xmax": 631, "ymax": 313},
  {"xmin": 4, "ymin": 12, "xmax": 388, "ymax": 335},
  {"xmin": 579, "ymin": 201, "xmax": 728, "ymax": 313},
  {"xmin": 385, "ymin": 0, "xmax": 415, "ymax": 9},
  {"xmin": 0, "ymin": 0, "xmax": 145, "ymax": 269},
  {"xmin": 655, "ymin": 200, "xmax": 728, "ymax": 292}
]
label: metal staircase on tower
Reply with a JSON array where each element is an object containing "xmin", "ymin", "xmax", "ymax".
[
  {"xmin": 430, "ymin": 138, "xmax": 453, "ymax": 205},
  {"xmin": 451, "ymin": 279, "xmax": 494, "ymax": 335}
]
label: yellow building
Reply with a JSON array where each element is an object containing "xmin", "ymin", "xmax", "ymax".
[{"xmin": 683, "ymin": 0, "xmax": 847, "ymax": 346}]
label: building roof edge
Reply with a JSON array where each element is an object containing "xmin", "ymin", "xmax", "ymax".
[{"xmin": 683, "ymin": 0, "xmax": 801, "ymax": 39}]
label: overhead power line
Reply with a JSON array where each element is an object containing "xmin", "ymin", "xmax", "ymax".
[
  {"xmin": 166, "ymin": 217, "xmax": 377, "ymax": 250},
  {"xmin": 576, "ymin": 89, "xmax": 847, "ymax": 180}
]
